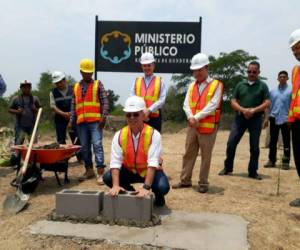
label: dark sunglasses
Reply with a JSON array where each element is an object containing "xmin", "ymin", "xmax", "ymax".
[
  {"xmin": 126, "ymin": 112, "xmax": 140, "ymax": 118},
  {"xmin": 247, "ymin": 70, "xmax": 258, "ymax": 74}
]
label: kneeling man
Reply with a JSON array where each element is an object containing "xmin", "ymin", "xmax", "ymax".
[{"xmin": 103, "ymin": 96, "xmax": 170, "ymax": 206}]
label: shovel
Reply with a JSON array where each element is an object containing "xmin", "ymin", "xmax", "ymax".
[{"xmin": 3, "ymin": 108, "xmax": 42, "ymax": 215}]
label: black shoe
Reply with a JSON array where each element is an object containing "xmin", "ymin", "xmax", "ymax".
[
  {"xmin": 281, "ymin": 163, "xmax": 290, "ymax": 170},
  {"xmin": 290, "ymin": 198, "xmax": 300, "ymax": 207},
  {"xmin": 218, "ymin": 168, "xmax": 233, "ymax": 176},
  {"xmin": 154, "ymin": 196, "xmax": 165, "ymax": 207},
  {"xmin": 197, "ymin": 184, "xmax": 209, "ymax": 193},
  {"xmin": 248, "ymin": 173, "xmax": 262, "ymax": 180},
  {"xmin": 264, "ymin": 161, "xmax": 275, "ymax": 168}
]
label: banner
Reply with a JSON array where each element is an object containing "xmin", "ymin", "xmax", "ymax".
[{"xmin": 95, "ymin": 19, "xmax": 201, "ymax": 73}]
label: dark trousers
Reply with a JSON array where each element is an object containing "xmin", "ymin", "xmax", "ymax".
[
  {"xmin": 224, "ymin": 114, "xmax": 262, "ymax": 175},
  {"xmin": 103, "ymin": 167, "xmax": 170, "ymax": 199},
  {"xmin": 146, "ymin": 111, "xmax": 162, "ymax": 132},
  {"xmin": 291, "ymin": 120, "xmax": 300, "ymax": 177},
  {"xmin": 268, "ymin": 117, "xmax": 290, "ymax": 164},
  {"xmin": 55, "ymin": 119, "xmax": 82, "ymax": 161}
]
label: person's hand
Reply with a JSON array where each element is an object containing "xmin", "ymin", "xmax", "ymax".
[
  {"xmin": 31, "ymin": 104, "xmax": 38, "ymax": 112},
  {"xmin": 62, "ymin": 112, "xmax": 70, "ymax": 120},
  {"xmin": 242, "ymin": 108, "xmax": 254, "ymax": 119},
  {"xmin": 67, "ymin": 121, "xmax": 73, "ymax": 131},
  {"xmin": 143, "ymin": 108, "xmax": 150, "ymax": 121},
  {"xmin": 109, "ymin": 186, "xmax": 125, "ymax": 197},
  {"xmin": 135, "ymin": 187, "xmax": 151, "ymax": 197},
  {"xmin": 188, "ymin": 117, "xmax": 198, "ymax": 128},
  {"xmin": 262, "ymin": 119, "xmax": 269, "ymax": 129},
  {"xmin": 99, "ymin": 117, "xmax": 106, "ymax": 129},
  {"xmin": 16, "ymin": 107, "xmax": 24, "ymax": 114}
]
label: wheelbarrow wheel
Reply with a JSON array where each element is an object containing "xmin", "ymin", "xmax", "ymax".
[{"xmin": 10, "ymin": 164, "xmax": 41, "ymax": 194}]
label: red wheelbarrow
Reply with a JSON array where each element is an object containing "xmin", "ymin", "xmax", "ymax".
[{"xmin": 11, "ymin": 144, "xmax": 81, "ymax": 186}]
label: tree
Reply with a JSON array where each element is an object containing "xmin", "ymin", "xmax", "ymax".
[
  {"xmin": 107, "ymin": 89, "xmax": 120, "ymax": 113},
  {"xmin": 166, "ymin": 49, "xmax": 259, "ymax": 120}
]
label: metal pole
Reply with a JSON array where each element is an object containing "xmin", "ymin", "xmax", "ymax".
[
  {"xmin": 199, "ymin": 16, "xmax": 202, "ymax": 52},
  {"xmin": 94, "ymin": 15, "xmax": 99, "ymax": 80}
]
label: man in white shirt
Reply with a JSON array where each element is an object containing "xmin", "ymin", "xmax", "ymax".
[
  {"xmin": 103, "ymin": 96, "xmax": 170, "ymax": 206},
  {"xmin": 130, "ymin": 52, "xmax": 166, "ymax": 132},
  {"xmin": 172, "ymin": 53, "xmax": 224, "ymax": 193}
]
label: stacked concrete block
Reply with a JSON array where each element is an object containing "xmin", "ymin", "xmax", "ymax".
[
  {"xmin": 56, "ymin": 189, "xmax": 103, "ymax": 218},
  {"xmin": 103, "ymin": 191, "xmax": 153, "ymax": 222}
]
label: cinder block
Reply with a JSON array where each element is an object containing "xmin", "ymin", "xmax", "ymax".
[
  {"xmin": 103, "ymin": 191, "xmax": 153, "ymax": 222},
  {"xmin": 56, "ymin": 189, "xmax": 104, "ymax": 218}
]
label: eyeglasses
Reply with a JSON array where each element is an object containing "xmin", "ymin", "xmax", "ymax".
[
  {"xmin": 126, "ymin": 112, "xmax": 140, "ymax": 118},
  {"xmin": 247, "ymin": 70, "xmax": 258, "ymax": 74}
]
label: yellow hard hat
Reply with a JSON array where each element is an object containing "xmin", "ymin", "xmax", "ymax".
[{"xmin": 80, "ymin": 58, "xmax": 94, "ymax": 73}]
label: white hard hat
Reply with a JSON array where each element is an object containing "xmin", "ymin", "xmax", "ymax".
[
  {"xmin": 289, "ymin": 29, "xmax": 300, "ymax": 48},
  {"xmin": 190, "ymin": 53, "xmax": 209, "ymax": 70},
  {"xmin": 140, "ymin": 52, "xmax": 155, "ymax": 65},
  {"xmin": 123, "ymin": 96, "xmax": 146, "ymax": 112},
  {"xmin": 52, "ymin": 71, "xmax": 66, "ymax": 83}
]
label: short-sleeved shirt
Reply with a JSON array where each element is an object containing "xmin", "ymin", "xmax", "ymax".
[
  {"xmin": 269, "ymin": 84, "xmax": 292, "ymax": 125},
  {"xmin": 9, "ymin": 95, "xmax": 41, "ymax": 128},
  {"xmin": 233, "ymin": 79, "xmax": 269, "ymax": 114}
]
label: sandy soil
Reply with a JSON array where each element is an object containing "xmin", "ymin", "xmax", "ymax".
[{"xmin": 1, "ymin": 129, "xmax": 300, "ymax": 250}]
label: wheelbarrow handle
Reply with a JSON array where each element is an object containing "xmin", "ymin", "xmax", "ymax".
[{"xmin": 21, "ymin": 108, "xmax": 42, "ymax": 175}]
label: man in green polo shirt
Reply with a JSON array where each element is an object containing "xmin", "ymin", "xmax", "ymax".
[{"xmin": 219, "ymin": 61, "xmax": 270, "ymax": 180}]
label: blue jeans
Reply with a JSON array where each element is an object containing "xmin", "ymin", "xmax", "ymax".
[
  {"xmin": 103, "ymin": 167, "xmax": 170, "ymax": 199},
  {"xmin": 224, "ymin": 114, "xmax": 262, "ymax": 175},
  {"xmin": 76, "ymin": 122, "xmax": 104, "ymax": 168}
]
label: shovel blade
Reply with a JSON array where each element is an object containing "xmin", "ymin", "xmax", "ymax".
[{"xmin": 2, "ymin": 190, "xmax": 29, "ymax": 215}]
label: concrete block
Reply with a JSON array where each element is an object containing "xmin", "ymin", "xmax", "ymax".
[
  {"xmin": 103, "ymin": 191, "xmax": 153, "ymax": 222},
  {"xmin": 56, "ymin": 189, "xmax": 104, "ymax": 218}
]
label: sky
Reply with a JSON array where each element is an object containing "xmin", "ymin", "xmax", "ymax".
[{"xmin": 0, "ymin": 0, "xmax": 299, "ymax": 104}]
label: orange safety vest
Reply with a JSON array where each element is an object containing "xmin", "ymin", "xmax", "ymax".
[
  {"xmin": 288, "ymin": 65, "xmax": 300, "ymax": 122},
  {"xmin": 74, "ymin": 80, "xmax": 102, "ymax": 124},
  {"xmin": 188, "ymin": 79, "xmax": 224, "ymax": 134},
  {"xmin": 134, "ymin": 76, "xmax": 161, "ymax": 118},
  {"xmin": 119, "ymin": 124, "xmax": 154, "ymax": 177}
]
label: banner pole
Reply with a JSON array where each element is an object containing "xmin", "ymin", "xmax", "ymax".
[
  {"xmin": 94, "ymin": 15, "xmax": 99, "ymax": 80},
  {"xmin": 199, "ymin": 16, "xmax": 202, "ymax": 52}
]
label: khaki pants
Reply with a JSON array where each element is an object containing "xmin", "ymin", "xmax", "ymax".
[{"xmin": 180, "ymin": 126, "xmax": 218, "ymax": 185}]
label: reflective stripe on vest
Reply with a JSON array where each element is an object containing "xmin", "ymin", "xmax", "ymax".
[
  {"xmin": 188, "ymin": 79, "xmax": 224, "ymax": 134},
  {"xmin": 135, "ymin": 76, "xmax": 161, "ymax": 118},
  {"xmin": 119, "ymin": 124, "xmax": 154, "ymax": 177},
  {"xmin": 288, "ymin": 66, "xmax": 300, "ymax": 122},
  {"xmin": 74, "ymin": 80, "xmax": 102, "ymax": 124}
]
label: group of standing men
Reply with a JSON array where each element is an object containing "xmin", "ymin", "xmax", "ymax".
[{"xmin": 8, "ymin": 28, "xmax": 300, "ymax": 207}]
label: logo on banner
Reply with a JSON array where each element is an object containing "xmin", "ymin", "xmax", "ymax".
[{"xmin": 100, "ymin": 30, "xmax": 132, "ymax": 64}]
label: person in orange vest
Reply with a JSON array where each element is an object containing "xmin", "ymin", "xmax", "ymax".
[
  {"xmin": 130, "ymin": 52, "xmax": 166, "ymax": 132},
  {"xmin": 69, "ymin": 59, "xmax": 109, "ymax": 185},
  {"xmin": 288, "ymin": 29, "xmax": 300, "ymax": 207},
  {"xmin": 103, "ymin": 96, "xmax": 170, "ymax": 206},
  {"xmin": 219, "ymin": 61, "xmax": 270, "ymax": 180},
  {"xmin": 172, "ymin": 53, "xmax": 224, "ymax": 193}
]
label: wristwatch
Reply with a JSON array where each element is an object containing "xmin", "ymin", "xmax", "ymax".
[{"xmin": 143, "ymin": 184, "xmax": 151, "ymax": 190}]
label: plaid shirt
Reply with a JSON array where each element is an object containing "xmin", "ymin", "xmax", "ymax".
[
  {"xmin": 70, "ymin": 79, "xmax": 109, "ymax": 124},
  {"xmin": 0, "ymin": 74, "xmax": 7, "ymax": 97}
]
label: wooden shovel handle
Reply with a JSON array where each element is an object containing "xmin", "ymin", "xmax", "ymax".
[{"xmin": 21, "ymin": 108, "xmax": 42, "ymax": 174}]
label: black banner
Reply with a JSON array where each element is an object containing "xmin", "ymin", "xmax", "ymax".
[{"xmin": 95, "ymin": 18, "xmax": 201, "ymax": 73}]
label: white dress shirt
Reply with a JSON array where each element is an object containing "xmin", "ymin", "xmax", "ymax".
[
  {"xmin": 183, "ymin": 77, "xmax": 222, "ymax": 121},
  {"xmin": 110, "ymin": 128, "xmax": 162, "ymax": 169},
  {"xmin": 130, "ymin": 74, "xmax": 167, "ymax": 112}
]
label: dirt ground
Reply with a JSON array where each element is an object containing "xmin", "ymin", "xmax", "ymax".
[{"xmin": 1, "ymin": 129, "xmax": 300, "ymax": 250}]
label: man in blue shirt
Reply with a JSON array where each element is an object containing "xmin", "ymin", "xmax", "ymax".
[{"xmin": 264, "ymin": 71, "xmax": 292, "ymax": 169}]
